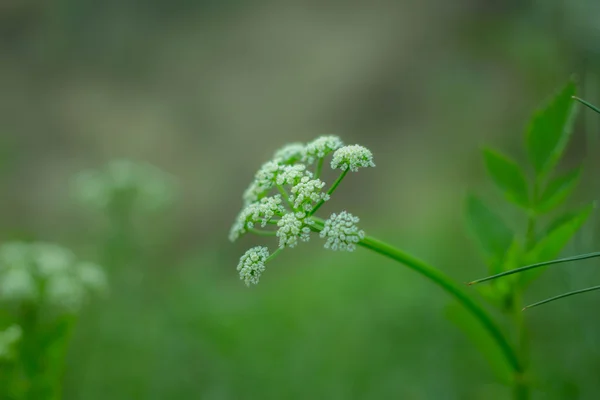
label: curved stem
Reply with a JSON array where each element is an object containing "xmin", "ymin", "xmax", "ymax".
[
  {"xmin": 315, "ymin": 158, "xmax": 325, "ymax": 179},
  {"xmin": 310, "ymin": 169, "xmax": 348, "ymax": 216},
  {"xmin": 358, "ymin": 235, "xmax": 522, "ymax": 374}
]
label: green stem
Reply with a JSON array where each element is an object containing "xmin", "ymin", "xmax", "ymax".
[
  {"xmin": 277, "ymin": 185, "xmax": 294, "ymax": 209},
  {"xmin": 315, "ymin": 158, "xmax": 324, "ymax": 179},
  {"xmin": 310, "ymin": 169, "xmax": 349, "ymax": 216},
  {"xmin": 357, "ymin": 235, "xmax": 522, "ymax": 375},
  {"xmin": 249, "ymin": 227, "xmax": 277, "ymax": 236}
]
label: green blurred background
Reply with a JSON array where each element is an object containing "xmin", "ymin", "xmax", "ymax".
[{"xmin": 2, "ymin": 1, "xmax": 600, "ymax": 399}]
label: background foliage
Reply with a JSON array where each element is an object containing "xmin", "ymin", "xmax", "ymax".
[{"xmin": 2, "ymin": 1, "xmax": 600, "ymax": 399}]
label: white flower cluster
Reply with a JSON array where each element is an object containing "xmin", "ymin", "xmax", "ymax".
[
  {"xmin": 331, "ymin": 145, "xmax": 376, "ymax": 172},
  {"xmin": 0, "ymin": 325, "xmax": 22, "ymax": 361},
  {"xmin": 277, "ymin": 212, "xmax": 311, "ymax": 248},
  {"xmin": 237, "ymin": 246, "xmax": 269, "ymax": 286},
  {"xmin": 0, "ymin": 242, "xmax": 107, "ymax": 313},
  {"xmin": 273, "ymin": 142, "xmax": 305, "ymax": 164},
  {"xmin": 303, "ymin": 135, "xmax": 344, "ymax": 164},
  {"xmin": 320, "ymin": 211, "xmax": 365, "ymax": 251},
  {"xmin": 229, "ymin": 195, "xmax": 285, "ymax": 242},
  {"xmin": 290, "ymin": 177, "xmax": 330, "ymax": 212},
  {"xmin": 231, "ymin": 135, "xmax": 373, "ymax": 285},
  {"xmin": 73, "ymin": 159, "xmax": 177, "ymax": 212}
]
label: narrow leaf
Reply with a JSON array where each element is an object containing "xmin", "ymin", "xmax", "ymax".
[
  {"xmin": 469, "ymin": 251, "xmax": 600, "ymax": 286},
  {"xmin": 526, "ymin": 79, "xmax": 578, "ymax": 176},
  {"xmin": 465, "ymin": 194, "xmax": 513, "ymax": 265},
  {"xmin": 536, "ymin": 167, "xmax": 582, "ymax": 213},
  {"xmin": 572, "ymin": 96, "xmax": 600, "ymax": 115},
  {"xmin": 520, "ymin": 204, "xmax": 594, "ymax": 285},
  {"xmin": 482, "ymin": 148, "xmax": 529, "ymax": 208},
  {"xmin": 523, "ymin": 285, "xmax": 600, "ymax": 310}
]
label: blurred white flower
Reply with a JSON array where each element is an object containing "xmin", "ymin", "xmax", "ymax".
[
  {"xmin": 320, "ymin": 211, "xmax": 365, "ymax": 251},
  {"xmin": 72, "ymin": 159, "xmax": 176, "ymax": 212},
  {"xmin": 303, "ymin": 135, "xmax": 344, "ymax": 164},
  {"xmin": 0, "ymin": 242, "xmax": 107, "ymax": 314},
  {"xmin": 237, "ymin": 246, "xmax": 269, "ymax": 286},
  {"xmin": 331, "ymin": 145, "xmax": 375, "ymax": 172},
  {"xmin": 0, "ymin": 268, "xmax": 37, "ymax": 301},
  {"xmin": 273, "ymin": 142, "xmax": 305, "ymax": 164},
  {"xmin": 0, "ymin": 325, "xmax": 22, "ymax": 361}
]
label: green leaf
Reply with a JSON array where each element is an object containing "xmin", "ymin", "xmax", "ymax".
[
  {"xmin": 445, "ymin": 302, "xmax": 512, "ymax": 385},
  {"xmin": 521, "ymin": 203, "xmax": 594, "ymax": 286},
  {"xmin": 536, "ymin": 167, "xmax": 582, "ymax": 213},
  {"xmin": 465, "ymin": 194, "xmax": 514, "ymax": 268},
  {"xmin": 526, "ymin": 79, "xmax": 578, "ymax": 177},
  {"xmin": 482, "ymin": 148, "xmax": 529, "ymax": 208}
]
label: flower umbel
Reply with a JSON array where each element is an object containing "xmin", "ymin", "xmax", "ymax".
[
  {"xmin": 230, "ymin": 136, "xmax": 375, "ymax": 285},
  {"xmin": 277, "ymin": 212, "xmax": 311, "ymax": 248},
  {"xmin": 237, "ymin": 246, "xmax": 269, "ymax": 286},
  {"xmin": 320, "ymin": 211, "xmax": 365, "ymax": 251},
  {"xmin": 303, "ymin": 135, "xmax": 344, "ymax": 164},
  {"xmin": 331, "ymin": 145, "xmax": 376, "ymax": 172}
]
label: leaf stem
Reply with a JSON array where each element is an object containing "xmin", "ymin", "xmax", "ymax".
[
  {"xmin": 358, "ymin": 235, "xmax": 522, "ymax": 374},
  {"xmin": 277, "ymin": 184, "xmax": 294, "ymax": 209}
]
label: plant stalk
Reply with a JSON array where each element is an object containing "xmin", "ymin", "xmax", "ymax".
[{"xmin": 357, "ymin": 235, "xmax": 523, "ymax": 376}]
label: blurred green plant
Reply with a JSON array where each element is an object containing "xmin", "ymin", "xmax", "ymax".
[
  {"xmin": 72, "ymin": 159, "xmax": 177, "ymax": 273},
  {"xmin": 229, "ymin": 136, "xmax": 525, "ymax": 397},
  {"xmin": 469, "ymin": 95, "xmax": 600, "ymax": 310},
  {"xmin": 0, "ymin": 242, "xmax": 106, "ymax": 399},
  {"xmin": 464, "ymin": 79, "xmax": 592, "ymax": 399}
]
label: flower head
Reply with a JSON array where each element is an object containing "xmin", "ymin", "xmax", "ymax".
[
  {"xmin": 237, "ymin": 246, "xmax": 269, "ymax": 286},
  {"xmin": 275, "ymin": 164, "xmax": 313, "ymax": 186},
  {"xmin": 229, "ymin": 195, "xmax": 285, "ymax": 242},
  {"xmin": 276, "ymin": 212, "xmax": 311, "ymax": 248},
  {"xmin": 303, "ymin": 136, "xmax": 344, "ymax": 164},
  {"xmin": 273, "ymin": 142, "xmax": 305, "ymax": 164},
  {"xmin": 0, "ymin": 325, "xmax": 22, "ymax": 361},
  {"xmin": 320, "ymin": 211, "xmax": 365, "ymax": 251},
  {"xmin": 290, "ymin": 177, "xmax": 330, "ymax": 212},
  {"xmin": 331, "ymin": 145, "xmax": 375, "ymax": 172}
]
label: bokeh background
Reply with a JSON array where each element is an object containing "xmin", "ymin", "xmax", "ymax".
[{"xmin": 2, "ymin": 0, "xmax": 600, "ymax": 399}]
